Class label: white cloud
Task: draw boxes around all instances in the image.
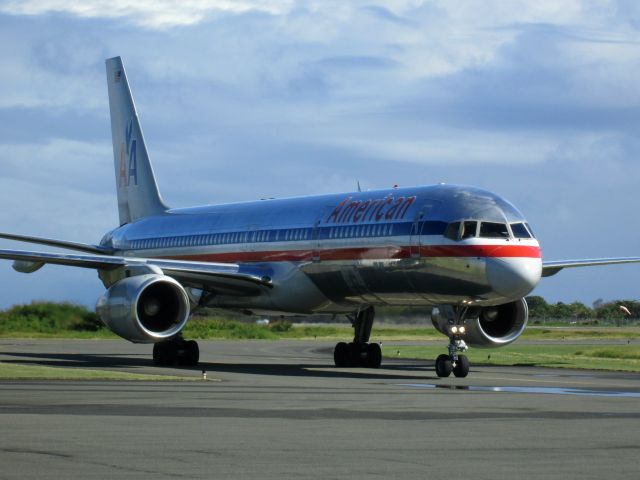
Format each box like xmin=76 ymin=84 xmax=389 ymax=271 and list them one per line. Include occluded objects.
xmin=331 ymin=132 xmax=560 ymax=166
xmin=0 ymin=0 xmax=294 ymax=28
xmin=0 ymin=138 xmax=112 ymax=192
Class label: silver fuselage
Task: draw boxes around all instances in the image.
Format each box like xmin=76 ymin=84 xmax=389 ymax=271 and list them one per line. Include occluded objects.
xmin=101 ymin=184 xmax=542 ymax=315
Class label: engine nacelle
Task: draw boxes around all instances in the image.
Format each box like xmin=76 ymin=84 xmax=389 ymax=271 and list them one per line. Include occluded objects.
xmin=96 ymin=274 xmax=190 ymax=343
xmin=431 ymin=298 xmax=528 ymax=348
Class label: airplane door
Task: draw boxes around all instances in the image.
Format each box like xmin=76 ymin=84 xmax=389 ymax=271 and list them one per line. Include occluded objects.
xmin=409 ymin=212 xmax=422 ymax=258
xmin=409 ymin=204 xmax=434 ymax=258
xmin=312 ymin=219 xmax=321 ymax=262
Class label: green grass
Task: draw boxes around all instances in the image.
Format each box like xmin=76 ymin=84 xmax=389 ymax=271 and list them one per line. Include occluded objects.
xmin=385 ymin=344 xmax=640 ymax=372
xmin=520 ymin=327 xmax=640 ymax=341
xmin=4 ymin=319 xmax=640 ymax=342
xmin=0 ymin=362 xmax=196 ymax=381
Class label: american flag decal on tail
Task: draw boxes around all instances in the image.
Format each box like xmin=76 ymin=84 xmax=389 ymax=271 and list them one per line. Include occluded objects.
xmin=114 ymin=70 xmax=122 ymax=83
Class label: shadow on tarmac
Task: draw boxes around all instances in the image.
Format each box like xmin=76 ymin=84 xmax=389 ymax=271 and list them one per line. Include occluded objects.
xmin=2 ymin=351 xmax=441 ymax=381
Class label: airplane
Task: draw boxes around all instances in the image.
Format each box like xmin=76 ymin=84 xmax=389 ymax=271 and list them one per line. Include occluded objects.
xmin=2 ymin=56 xmax=640 ymax=378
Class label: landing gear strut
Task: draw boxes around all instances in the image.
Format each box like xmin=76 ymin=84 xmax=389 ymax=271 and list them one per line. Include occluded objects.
xmin=435 ymin=305 xmax=471 ymax=378
xmin=153 ymin=336 xmax=199 ymax=367
xmin=333 ymin=306 xmax=382 ymax=368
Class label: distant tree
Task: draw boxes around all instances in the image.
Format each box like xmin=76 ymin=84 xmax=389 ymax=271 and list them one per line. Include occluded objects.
xmin=542 ymin=301 xmax=592 ymax=319
xmin=595 ymin=300 xmax=639 ymax=319
xmin=525 ymin=296 xmax=549 ymax=318
xmin=567 ymin=301 xmax=592 ymax=319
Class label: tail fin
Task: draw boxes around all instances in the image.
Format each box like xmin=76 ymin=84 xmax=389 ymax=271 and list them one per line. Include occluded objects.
xmin=105 ymin=56 xmax=168 ymax=225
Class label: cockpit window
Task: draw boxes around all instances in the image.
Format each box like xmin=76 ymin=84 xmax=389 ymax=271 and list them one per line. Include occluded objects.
xmin=510 ymin=222 xmax=531 ymax=239
xmin=461 ymin=221 xmax=477 ymax=239
xmin=444 ymin=222 xmax=460 ymax=240
xmin=479 ymin=222 xmax=510 ymax=238
xmin=525 ymin=223 xmax=535 ymax=238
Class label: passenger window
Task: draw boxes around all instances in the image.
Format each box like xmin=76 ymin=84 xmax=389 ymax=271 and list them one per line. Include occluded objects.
xmin=479 ymin=222 xmax=510 ymax=238
xmin=461 ymin=221 xmax=477 ymax=239
xmin=445 ymin=222 xmax=460 ymax=240
xmin=510 ymin=223 xmax=531 ymax=239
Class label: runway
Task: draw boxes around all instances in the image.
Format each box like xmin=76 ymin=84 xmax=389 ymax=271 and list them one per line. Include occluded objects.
xmin=1 ymin=339 xmax=639 ymax=479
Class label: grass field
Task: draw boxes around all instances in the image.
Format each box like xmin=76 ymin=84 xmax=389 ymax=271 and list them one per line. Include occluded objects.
xmin=3 ymin=319 xmax=640 ymax=342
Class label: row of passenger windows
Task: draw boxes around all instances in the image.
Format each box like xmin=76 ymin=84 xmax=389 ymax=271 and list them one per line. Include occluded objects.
xmin=126 ymin=220 xmax=532 ymax=250
xmin=128 ymin=224 xmax=398 ymax=250
xmin=328 ymin=223 xmax=393 ymax=239
xmin=444 ymin=221 xmax=534 ymax=241
xmin=130 ymin=228 xmax=309 ymax=250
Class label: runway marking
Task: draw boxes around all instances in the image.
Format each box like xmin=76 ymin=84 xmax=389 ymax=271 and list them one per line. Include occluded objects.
xmin=395 ymin=383 xmax=640 ymax=397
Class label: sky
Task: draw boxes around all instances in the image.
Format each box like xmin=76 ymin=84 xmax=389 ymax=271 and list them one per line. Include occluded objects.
xmin=1 ymin=0 xmax=640 ymax=309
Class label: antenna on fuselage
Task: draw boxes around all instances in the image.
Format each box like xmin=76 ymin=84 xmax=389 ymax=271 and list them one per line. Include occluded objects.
xmin=357 ymin=180 xmax=362 ymax=192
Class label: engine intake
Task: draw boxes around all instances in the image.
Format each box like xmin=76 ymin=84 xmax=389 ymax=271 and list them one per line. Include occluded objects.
xmin=431 ymin=298 xmax=528 ymax=347
xmin=96 ymin=274 xmax=190 ymax=343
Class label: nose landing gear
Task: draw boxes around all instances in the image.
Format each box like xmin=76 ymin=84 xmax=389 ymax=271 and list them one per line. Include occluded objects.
xmin=333 ymin=306 xmax=382 ymax=368
xmin=435 ymin=305 xmax=471 ymax=378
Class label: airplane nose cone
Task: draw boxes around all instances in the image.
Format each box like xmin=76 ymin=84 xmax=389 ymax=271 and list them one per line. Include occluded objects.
xmin=486 ymin=258 xmax=542 ymax=298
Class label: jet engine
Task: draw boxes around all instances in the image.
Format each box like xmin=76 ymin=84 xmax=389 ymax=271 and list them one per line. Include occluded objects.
xmin=96 ymin=274 xmax=190 ymax=343
xmin=431 ymin=298 xmax=528 ymax=347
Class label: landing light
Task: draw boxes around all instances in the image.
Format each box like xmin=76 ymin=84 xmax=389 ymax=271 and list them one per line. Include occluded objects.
xmin=451 ymin=325 xmax=466 ymax=335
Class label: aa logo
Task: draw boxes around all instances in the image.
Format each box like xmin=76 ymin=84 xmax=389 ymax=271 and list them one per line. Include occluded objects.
xmin=118 ymin=118 xmax=138 ymax=187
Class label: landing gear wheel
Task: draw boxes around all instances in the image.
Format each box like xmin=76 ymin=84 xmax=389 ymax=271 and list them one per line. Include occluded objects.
xmin=182 ymin=340 xmax=200 ymax=367
xmin=435 ymin=354 xmax=453 ymax=378
xmin=153 ymin=339 xmax=200 ymax=367
xmin=153 ymin=341 xmax=178 ymax=366
xmin=364 ymin=343 xmax=382 ymax=368
xmin=334 ymin=342 xmax=382 ymax=368
xmin=348 ymin=342 xmax=362 ymax=366
xmin=453 ymin=354 xmax=470 ymax=378
xmin=152 ymin=342 xmax=166 ymax=366
xmin=334 ymin=342 xmax=350 ymax=367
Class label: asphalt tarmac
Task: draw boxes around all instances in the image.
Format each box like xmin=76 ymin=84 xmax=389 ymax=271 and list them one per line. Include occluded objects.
xmin=1 ymin=339 xmax=639 ymax=479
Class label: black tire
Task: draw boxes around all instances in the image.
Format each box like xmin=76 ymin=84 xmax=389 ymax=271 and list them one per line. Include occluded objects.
xmin=364 ymin=343 xmax=382 ymax=368
xmin=152 ymin=343 xmax=165 ymax=365
xmin=435 ymin=354 xmax=452 ymax=378
xmin=453 ymin=354 xmax=470 ymax=378
xmin=163 ymin=342 xmax=178 ymax=366
xmin=183 ymin=340 xmax=200 ymax=366
xmin=334 ymin=342 xmax=350 ymax=367
xmin=348 ymin=342 xmax=364 ymax=367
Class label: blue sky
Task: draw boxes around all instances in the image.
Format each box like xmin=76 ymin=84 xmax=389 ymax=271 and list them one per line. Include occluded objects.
xmin=1 ymin=1 xmax=639 ymax=309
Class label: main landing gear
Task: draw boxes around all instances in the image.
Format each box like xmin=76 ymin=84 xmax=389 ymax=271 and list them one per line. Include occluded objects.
xmin=153 ymin=335 xmax=200 ymax=367
xmin=333 ymin=306 xmax=382 ymax=368
xmin=435 ymin=305 xmax=470 ymax=378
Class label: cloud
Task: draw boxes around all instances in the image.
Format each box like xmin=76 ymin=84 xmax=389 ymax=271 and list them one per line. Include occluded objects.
xmin=0 ymin=0 xmax=293 ymax=28
xmin=0 ymin=138 xmax=112 ymax=193
xmin=1 ymin=1 xmax=640 ymax=306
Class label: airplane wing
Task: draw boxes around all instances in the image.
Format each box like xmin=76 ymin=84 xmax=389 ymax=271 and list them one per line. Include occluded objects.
xmin=0 ymin=232 xmax=113 ymax=254
xmin=542 ymin=258 xmax=640 ymax=277
xmin=0 ymin=249 xmax=273 ymax=294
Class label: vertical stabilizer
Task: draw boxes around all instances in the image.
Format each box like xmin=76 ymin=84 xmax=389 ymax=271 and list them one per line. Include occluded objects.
xmin=105 ymin=56 xmax=168 ymax=225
